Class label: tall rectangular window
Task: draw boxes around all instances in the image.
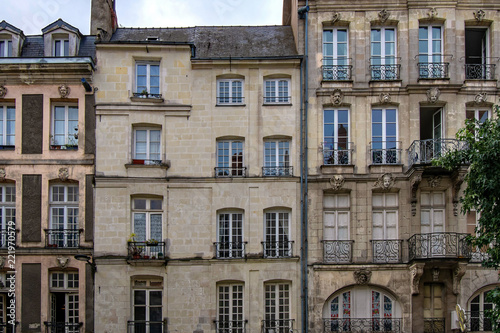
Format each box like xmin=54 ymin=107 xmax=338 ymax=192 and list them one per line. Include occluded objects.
xmin=372 ymin=193 xmax=398 ymax=240
xmin=217 ymin=284 xmax=244 ymax=333
xmin=134 ymin=128 xmax=161 ymax=164
xmin=132 ymin=279 xmax=163 ymax=332
xmin=465 ymin=28 xmax=491 ymax=79
xmin=371 ymin=108 xmax=398 ymax=164
xmin=0 ymin=185 xmax=15 ymax=248
xmin=49 ymin=271 xmax=79 ymax=332
xmin=264 ymin=283 xmax=291 ymax=332
xmin=419 ymin=26 xmax=445 ymax=78
xmin=264 ymin=79 xmax=290 ymax=103
xmin=132 ymin=198 xmax=162 ymax=242
xmin=263 ymin=140 xmax=290 ymax=176
xmin=51 ymin=105 xmax=78 ymax=148
xmin=216 ymin=140 xmax=244 ymax=177
xmin=466 ymin=109 xmax=489 ymax=123
xmin=217 ymin=212 xmax=244 ymax=258
xmin=217 ymin=79 xmax=244 ymax=104
xmin=0 ymin=105 xmax=15 ymax=148
xmin=423 ymin=284 xmax=445 ymax=333
xmin=324 ymin=109 xmax=350 ymax=165
xmin=323 ymin=194 xmax=350 ymax=240
xmin=371 ymin=28 xmax=397 ymax=80
xmin=53 ymin=39 xmax=69 ymax=57
xmin=323 ymin=28 xmax=349 ymax=80
xmin=0 ymin=40 xmax=12 ymax=57
xmin=136 ymin=62 xmax=160 ymax=96
xmin=421 ymin=192 xmax=445 ymax=233
xmin=49 ymin=185 xmax=79 ymax=248
xmin=264 ymin=211 xmax=291 ymax=258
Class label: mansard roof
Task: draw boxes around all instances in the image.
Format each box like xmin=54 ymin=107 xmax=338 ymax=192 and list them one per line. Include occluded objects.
xmin=0 ymin=20 xmax=24 ymax=35
xmin=41 ymin=18 xmax=82 ymax=36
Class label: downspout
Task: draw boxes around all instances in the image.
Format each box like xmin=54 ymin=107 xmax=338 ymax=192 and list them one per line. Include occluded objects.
xmin=299 ymin=2 xmax=309 ymax=333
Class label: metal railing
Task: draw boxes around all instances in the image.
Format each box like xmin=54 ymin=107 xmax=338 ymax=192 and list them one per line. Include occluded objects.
xmin=323 ymin=318 xmax=402 ymax=332
xmin=128 ymin=241 xmax=166 ymax=260
xmin=214 ymin=242 xmax=246 ymax=259
xmin=45 ymin=229 xmax=82 ymax=248
xmin=322 ymin=62 xmax=353 ymax=81
xmin=408 ymin=233 xmax=470 ymax=261
xmin=370 ymin=64 xmax=401 ymax=81
xmin=371 ymin=240 xmax=403 ymax=263
xmin=466 ymin=311 xmax=494 ymax=332
xmin=263 ymin=96 xmax=291 ymax=104
xmin=407 ymin=139 xmax=467 ymax=168
xmin=323 ymin=240 xmax=354 ymax=264
xmin=262 ymin=241 xmax=294 ymax=258
xmin=370 ymin=142 xmax=402 ymax=164
xmin=470 ymin=247 xmax=491 ymax=263
xmin=215 ymin=320 xmax=247 ymax=333
xmin=43 ymin=322 xmax=82 ymax=333
xmin=418 ymin=62 xmax=449 ymax=79
xmin=127 ymin=320 xmax=168 ymax=333
xmin=465 ymin=64 xmax=496 ymax=80
xmin=262 ymin=166 xmax=293 ymax=177
xmin=423 ymin=318 xmax=445 ymax=333
xmin=262 ymin=319 xmax=294 ymax=333
xmin=323 ymin=144 xmax=353 ymax=165
xmin=217 ymin=97 xmax=245 ymax=105
xmin=131 ymin=159 xmax=164 ymax=166
xmin=215 ymin=167 xmax=246 ymax=178
xmin=132 ymin=92 xmax=163 ymax=99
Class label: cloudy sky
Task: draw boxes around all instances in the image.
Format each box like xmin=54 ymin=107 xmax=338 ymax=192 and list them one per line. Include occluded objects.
xmin=3 ymin=0 xmax=284 ymax=35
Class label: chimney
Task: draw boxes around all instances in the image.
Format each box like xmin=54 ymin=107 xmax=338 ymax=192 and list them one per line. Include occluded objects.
xmin=90 ymin=0 xmax=118 ymax=40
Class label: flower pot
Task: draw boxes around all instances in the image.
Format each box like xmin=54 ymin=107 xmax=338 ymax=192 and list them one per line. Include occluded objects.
xmin=133 ymin=254 xmax=141 ymax=259
xmin=132 ymin=159 xmax=145 ymax=165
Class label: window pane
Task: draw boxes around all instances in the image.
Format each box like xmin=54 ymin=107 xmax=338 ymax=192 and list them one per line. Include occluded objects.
xmin=150 ymin=199 xmax=162 ymax=210
xmin=134 ymin=213 xmax=147 ymax=241
xmin=150 ymin=291 xmax=162 ymax=306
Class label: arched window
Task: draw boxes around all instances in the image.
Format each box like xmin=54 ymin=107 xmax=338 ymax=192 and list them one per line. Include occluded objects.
xmin=468 ymin=288 xmax=496 ymax=332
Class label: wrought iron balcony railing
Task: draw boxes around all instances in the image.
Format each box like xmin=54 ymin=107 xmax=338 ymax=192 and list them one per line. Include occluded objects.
xmin=323 ymin=143 xmax=353 ymax=166
xmin=127 ymin=320 xmax=168 ymax=333
xmin=322 ymin=65 xmax=353 ymax=81
xmin=323 ymin=318 xmax=402 ymax=332
xmin=217 ymin=97 xmax=245 ymax=105
xmin=370 ymin=64 xmax=401 ymax=81
xmin=262 ymin=166 xmax=293 ymax=177
xmin=423 ymin=318 xmax=445 ymax=333
xmin=215 ymin=320 xmax=247 ymax=333
xmin=131 ymin=158 xmax=164 ymax=166
xmin=466 ymin=311 xmax=494 ymax=332
xmin=262 ymin=241 xmax=294 ymax=258
xmin=215 ymin=167 xmax=246 ymax=178
xmin=43 ymin=322 xmax=82 ymax=333
xmin=45 ymin=229 xmax=82 ymax=248
xmin=465 ymin=64 xmax=496 ymax=80
xmin=128 ymin=241 xmax=166 ymax=260
xmin=407 ymin=139 xmax=467 ymax=168
xmin=262 ymin=319 xmax=294 ymax=333
xmin=323 ymin=240 xmax=353 ymax=264
xmin=371 ymin=239 xmax=403 ymax=263
xmin=408 ymin=233 xmax=471 ymax=261
xmin=370 ymin=142 xmax=402 ymax=164
xmin=470 ymin=247 xmax=491 ymax=263
xmin=264 ymin=96 xmax=292 ymax=104
xmin=418 ymin=62 xmax=449 ymax=79
xmin=214 ymin=241 xmax=247 ymax=259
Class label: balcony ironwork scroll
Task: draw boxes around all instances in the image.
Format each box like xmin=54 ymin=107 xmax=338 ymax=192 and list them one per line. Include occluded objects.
xmin=323 ymin=240 xmax=353 ymax=264
xmin=465 ymin=64 xmax=496 ymax=80
xmin=261 ymin=319 xmax=294 ymax=333
xmin=323 ymin=318 xmax=402 ymax=332
xmin=370 ymin=142 xmax=401 ymax=165
xmin=370 ymin=64 xmax=401 ymax=81
xmin=215 ymin=320 xmax=247 ymax=333
xmin=371 ymin=240 xmax=403 ymax=263
xmin=214 ymin=242 xmax=246 ymax=259
xmin=322 ymin=64 xmax=352 ymax=81
xmin=262 ymin=166 xmax=293 ymax=177
xmin=408 ymin=233 xmax=471 ymax=261
xmin=45 ymin=229 xmax=82 ymax=248
xmin=262 ymin=241 xmax=294 ymax=258
xmin=423 ymin=318 xmax=445 ymax=333
xmin=127 ymin=320 xmax=167 ymax=333
xmin=407 ymin=139 xmax=467 ymax=168
xmin=215 ymin=167 xmax=247 ymax=178
xmin=418 ymin=63 xmax=449 ymax=79
xmin=323 ymin=143 xmax=353 ymax=166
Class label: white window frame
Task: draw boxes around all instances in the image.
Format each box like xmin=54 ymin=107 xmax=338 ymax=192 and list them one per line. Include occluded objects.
xmin=132 ymin=198 xmax=163 ymax=242
xmin=323 ymin=28 xmax=349 ymax=66
xmin=49 ymin=184 xmax=79 ymax=248
xmin=264 ymin=211 xmax=291 ymax=258
xmin=468 ymin=288 xmax=495 ymax=332
xmin=264 ymin=79 xmax=290 ymax=104
xmin=324 ymin=109 xmax=350 ymax=165
xmin=51 ymin=104 xmax=78 ymax=147
xmin=0 ymin=185 xmax=15 ymax=248
xmin=418 ymin=25 xmax=443 ymax=64
xmin=136 ymin=62 xmax=160 ymax=96
xmin=371 ymin=108 xmax=398 ymax=164
xmin=49 ymin=271 xmax=79 ymax=330
xmin=216 ymin=140 xmax=244 ymax=177
xmin=466 ymin=108 xmax=490 ymax=124
xmin=264 ymin=282 xmax=290 ymax=329
xmin=217 ymin=79 xmax=244 ymax=105
xmin=0 ymin=105 xmax=15 ymax=147
xmin=53 ymin=38 xmax=69 ymax=57
xmin=132 ymin=278 xmax=163 ymax=330
xmin=217 ymin=283 xmax=244 ymax=331
xmin=263 ymin=140 xmax=290 ymax=176
xmin=0 ymin=39 xmax=12 ymax=57
xmin=371 ymin=27 xmax=397 ymax=65
xmin=420 ymin=191 xmax=445 ymax=233
xmin=133 ymin=128 xmax=161 ymax=164
xmin=323 ymin=194 xmax=350 ymax=240
xmin=217 ymin=211 xmax=244 ymax=258
xmin=372 ymin=193 xmax=398 ymax=240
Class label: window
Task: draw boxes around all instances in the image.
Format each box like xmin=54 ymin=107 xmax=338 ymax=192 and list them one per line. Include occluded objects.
xmin=418 ymin=26 xmax=445 ymax=78
xmin=263 ymin=283 xmax=291 ymax=333
xmin=370 ymin=28 xmax=398 ymax=80
xmin=0 ymin=105 xmax=15 ymax=149
xmin=51 ymin=105 xmax=78 ymax=149
xmin=0 ymin=185 xmax=15 ymax=248
xmin=0 ymin=272 xmax=15 ymax=332
xmin=217 ymin=79 xmax=244 ymax=104
xmin=469 ymin=289 xmax=495 ymax=332
xmin=48 ymin=184 xmax=79 ymax=248
xmin=323 ymin=28 xmax=350 ymax=80
xmin=132 ymin=198 xmax=162 ymax=242
xmin=263 ymin=140 xmax=291 ymax=176
xmin=372 ymin=193 xmax=400 ymax=263
xmin=132 ymin=278 xmax=163 ymax=332
xmin=324 ymin=109 xmax=350 ymax=165
xmin=371 ymin=108 xmax=398 ymax=164
xmin=324 ymin=194 xmax=350 ymax=241
xmin=133 ymin=128 xmax=161 ymax=165
xmin=136 ymin=62 xmax=160 ymax=97
xmin=423 ymin=284 xmax=445 ymax=333
xmin=466 ymin=109 xmax=489 ymax=124
xmin=216 ymin=211 xmax=244 ymax=258
xmin=264 ymin=79 xmax=290 ymax=104
xmin=53 ymin=39 xmax=69 ymax=57
xmin=216 ymin=140 xmax=244 ymax=177
xmin=421 ymin=192 xmax=445 ymax=233
xmin=264 ymin=211 xmax=291 ymax=258
xmin=217 ymin=284 xmax=244 ymax=333
xmin=0 ymin=40 xmax=12 ymax=57
xmin=49 ymin=271 xmax=79 ymax=333
xmin=465 ymin=28 xmax=492 ymax=79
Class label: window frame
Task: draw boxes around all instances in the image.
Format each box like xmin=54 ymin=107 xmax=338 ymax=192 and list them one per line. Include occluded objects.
xmin=131 ymin=197 xmax=163 ymax=242
xmin=263 ymin=140 xmax=291 ymax=176
xmin=420 ymin=191 xmax=445 ymax=233
xmin=51 ymin=104 xmax=78 ymax=149
xmin=323 ymin=28 xmax=349 ymax=66
xmin=216 ymin=139 xmax=245 ymax=177
xmin=217 ymin=283 xmax=244 ymax=332
xmin=132 ymin=278 xmax=163 ymax=329
xmin=49 ymin=271 xmax=79 ymax=328
xmin=133 ymin=127 xmax=162 ymax=164
xmin=135 ymin=61 xmax=160 ymax=96
xmin=264 ymin=282 xmax=291 ymax=330
xmin=49 ymin=184 xmax=79 ymax=248
xmin=324 ymin=109 xmax=350 ymax=165
xmin=418 ymin=25 xmax=443 ymax=64
xmin=0 ymin=105 xmax=15 ymax=148
xmin=372 ymin=193 xmax=398 ymax=240
xmin=216 ymin=79 xmax=244 ymax=105
xmin=0 ymin=184 xmax=15 ymax=248
xmin=370 ymin=27 xmax=397 ymax=65
xmin=264 ymin=210 xmax=291 ymax=258
xmin=371 ymin=108 xmax=399 ymax=164
xmin=217 ymin=211 xmax=244 ymax=258
xmin=0 ymin=39 xmax=12 ymax=57
xmin=263 ymin=78 xmax=291 ymax=104
xmin=323 ymin=194 xmax=350 ymax=241
xmin=53 ymin=38 xmax=69 ymax=57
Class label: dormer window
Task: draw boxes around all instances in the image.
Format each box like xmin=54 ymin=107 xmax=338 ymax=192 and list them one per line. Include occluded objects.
xmin=0 ymin=39 xmax=12 ymax=57
xmin=53 ymin=38 xmax=69 ymax=57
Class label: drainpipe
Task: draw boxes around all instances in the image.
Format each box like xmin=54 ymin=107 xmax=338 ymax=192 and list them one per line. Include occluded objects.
xmin=298 ymin=2 xmax=309 ymax=333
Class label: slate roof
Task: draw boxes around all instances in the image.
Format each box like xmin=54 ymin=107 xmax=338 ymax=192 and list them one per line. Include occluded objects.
xmin=0 ymin=20 xmax=23 ymax=35
xmin=108 ymin=26 xmax=298 ymax=59
xmin=41 ymin=18 xmax=81 ymax=36
xmin=18 ymin=35 xmax=96 ymax=59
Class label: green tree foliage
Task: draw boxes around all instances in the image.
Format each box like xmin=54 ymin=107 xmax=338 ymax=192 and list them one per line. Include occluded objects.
xmin=435 ymin=104 xmax=500 ymax=331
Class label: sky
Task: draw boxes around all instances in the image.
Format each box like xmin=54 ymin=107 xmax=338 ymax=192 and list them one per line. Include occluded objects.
xmin=3 ymin=0 xmax=284 ymax=35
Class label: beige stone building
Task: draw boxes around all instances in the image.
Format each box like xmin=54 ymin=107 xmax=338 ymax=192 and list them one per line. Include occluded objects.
xmin=286 ymin=0 xmax=500 ymax=332
xmin=91 ymin=4 xmax=302 ymax=333
xmin=0 ymin=19 xmax=95 ymax=332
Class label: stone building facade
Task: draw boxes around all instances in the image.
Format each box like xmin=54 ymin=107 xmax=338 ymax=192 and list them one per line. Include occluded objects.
xmin=287 ymin=0 xmax=500 ymax=332
xmin=0 ymin=20 xmax=95 ymax=332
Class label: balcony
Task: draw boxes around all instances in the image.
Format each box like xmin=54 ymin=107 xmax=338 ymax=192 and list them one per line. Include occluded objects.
xmin=323 ymin=143 xmax=353 ymax=166
xmin=262 ymin=241 xmax=294 ymax=258
xmin=132 ymin=92 xmax=163 ymax=99
xmin=370 ymin=58 xmax=401 ymax=81
xmin=322 ymin=59 xmax=352 ymax=81
xmin=45 ymin=229 xmax=82 ymax=248
xmin=128 ymin=241 xmax=166 ymax=260
xmin=215 ymin=320 xmax=247 ymax=333
xmin=214 ymin=242 xmax=247 ymax=259
xmin=371 ymin=240 xmax=403 ymax=263
xmin=127 ymin=320 xmax=168 ymax=333
xmin=465 ymin=64 xmax=496 ymax=80
xmin=131 ymin=159 xmax=164 ymax=166
xmin=408 ymin=233 xmax=470 ymax=261
xmin=323 ymin=318 xmax=402 ymax=332
xmin=215 ymin=167 xmax=246 ymax=178
xmin=263 ymin=96 xmax=291 ymax=104
xmin=418 ymin=62 xmax=449 ymax=79
xmin=262 ymin=319 xmax=294 ymax=333
xmin=43 ymin=322 xmax=82 ymax=333
xmin=323 ymin=240 xmax=353 ymax=264
xmin=466 ymin=311 xmax=494 ymax=332
xmin=216 ymin=97 xmax=245 ymax=105
xmin=470 ymin=247 xmax=491 ymax=263
xmin=262 ymin=166 xmax=293 ymax=177
xmin=370 ymin=142 xmax=402 ymax=165
xmin=423 ymin=318 xmax=445 ymax=333
xmin=407 ymin=139 xmax=467 ymax=168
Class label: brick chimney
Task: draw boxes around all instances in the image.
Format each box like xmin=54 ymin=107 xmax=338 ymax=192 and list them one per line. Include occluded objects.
xmin=90 ymin=0 xmax=117 ymax=40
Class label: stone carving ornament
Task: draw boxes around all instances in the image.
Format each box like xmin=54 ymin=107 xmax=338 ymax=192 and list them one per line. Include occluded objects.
xmin=58 ymin=84 xmax=70 ymax=98
xmin=57 ymin=257 xmax=69 ymax=268
xmin=410 ymin=263 xmax=425 ymax=294
xmin=474 ymin=92 xmax=487 ymax=105
xmin=330 ymin=175 xmax=345 ymax=191
xmin=354 ymin=269 xmax=372 ymax=285
xmin=331 ymin=89 xmax=343 ymax=105
xmin=331 ymin=12 xmax=342 ymax=24
xmin=58 ymin=168 xmax=69 ymax=181
xmin=379 ymin=93 xmax=391 ymax=104
xmin=0 ymin=86 xmax=6 ymax=98
xmin=427 ymin=176 xmax=441 ymax=188
xmin=427 ymin=87 xmax=440 ymax=104
xmin=428 ymin=8 xmax=438 ymax=19
xmin=0 ymin=168 xmax=5 ymax=181
xmin=473 ymin=9 xmax=485 ymax=22
xmin=374 ymin=173 xmax=394 ymax=190
xmin=378 ymin=9 xmax=390 ymax=23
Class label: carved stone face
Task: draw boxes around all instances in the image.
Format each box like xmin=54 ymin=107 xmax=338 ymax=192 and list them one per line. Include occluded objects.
xmin=330 ymin=175 xmax=345 ymax=190
xmin=331 ymin=89 xmax=343 ymax=105
xmin=427 ymin=87 xmax=440 ymax=103
xmin=59 ymin=85 xmax=70 ymax=98
xmin=383 ymin=174 xmax=392 ymax=188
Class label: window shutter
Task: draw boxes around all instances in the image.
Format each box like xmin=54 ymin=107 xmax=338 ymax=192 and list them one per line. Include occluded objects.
xmin=85 ymin=174 xmax=94 ymax=241
xmin=22 ymin=263 xmax=41 ymax=331
xmin=84 ymin=94 xmax=95 ymax=154
xmin=22 ymin=174 xmax=42 ymax=242
xmin=22 ymin=94 xmax=43 ymax=154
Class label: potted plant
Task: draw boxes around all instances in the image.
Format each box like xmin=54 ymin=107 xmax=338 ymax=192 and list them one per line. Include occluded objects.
xmin=146 ymin=239 xmax=159 ymax=246
xmin=140 ymin=89 xmax=148 ymax=98
xmin=128 ymin=233 xmax=143 ymax=259
xmin=157 ymin=252 xmax=164 ymax=259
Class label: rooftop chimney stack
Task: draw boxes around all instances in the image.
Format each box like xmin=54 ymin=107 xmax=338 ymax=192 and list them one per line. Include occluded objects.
xmin=90 ymin=0 xmax=117 ymax=41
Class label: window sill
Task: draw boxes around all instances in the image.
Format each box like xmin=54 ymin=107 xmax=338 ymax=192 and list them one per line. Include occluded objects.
xmin=50 ymin=145 xmax=78 ymax=150
xmin=215 ymin=104 xmax=246 ymax=107
xmin=0 ymin=146 xmax=15 ymax=151
xmin=130 ymin=96 xmax=164 ymax=103
xmin=262 ymin=103 xmax=292 ymax=106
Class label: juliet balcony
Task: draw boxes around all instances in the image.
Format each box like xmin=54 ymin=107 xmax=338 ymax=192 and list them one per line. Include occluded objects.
xmin=45 ymin=229 xmax=83 ymax=248
xmin=322 ymin=58 xmax=352 ymax=81
xmin=418 ymin=62 xmax=449 ymax=79
xmin=408 ymin=233 xmax=471 ymax=261
xmin=43 ymin=322 xmax=82 ymax=333
xmin=214 ymin=241 xmax=247 ymax=259
xmin=215 ymin=167 xmax=247 ymax=178
xmin=215 ymin=320 xmax=247 ymax=333
xmin=407 ymin=139 xmax=467 ymax=168
xmin=127 ymin=241 xmax=166 ymax=260
xmin=465 ymin=63 xmax=496 ymax=80
xmin=127 ymin=320 xmax=168 ymax=333
xmin=323 ymin=143 xmax=353 ymax=166
xmin=371 ymin=239 xmax=403 ymax=263
xmin=322 ymin=240 xmax=354 ymax=264
xmin=370 ymin=141 xmax=402 ymax=165
xmin=262 ymin=319 xmax=294 ymax=333
xmin=323 ymin=318 xmax=402 ymax=333
xmin=262 ymin=241 xmax=294 ymax=258
xmin=370 ymin=57 xmax=401 ymax=81
xmin=262 ymin=166 xmax=293 ymax=177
